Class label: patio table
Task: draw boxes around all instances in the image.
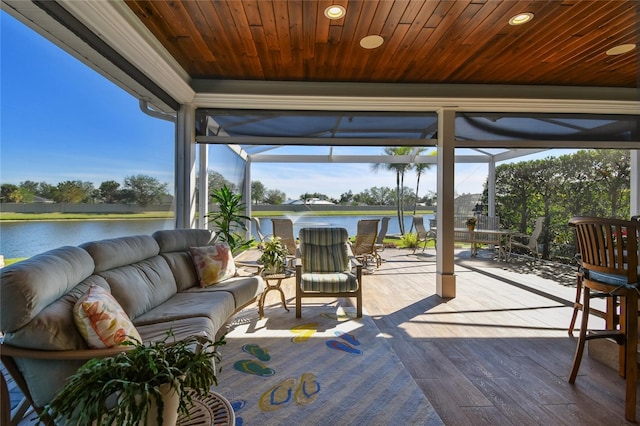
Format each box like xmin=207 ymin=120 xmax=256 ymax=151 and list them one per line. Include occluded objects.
xmin=431 ymin=227 xmax=517 ymax=261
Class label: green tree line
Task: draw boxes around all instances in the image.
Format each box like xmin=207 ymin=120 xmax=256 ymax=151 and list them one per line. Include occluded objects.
xmin=1 ymin=175 xmax=169 ymax=207
xmin=490 ymin=149 xmax=630 ymax=260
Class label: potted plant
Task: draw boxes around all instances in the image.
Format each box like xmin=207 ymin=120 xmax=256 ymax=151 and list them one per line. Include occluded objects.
xmin=466 ymin=217 xmax=477 ymax=231
xmin=206 ymin=185 xmax=253 ymax=255
xmin=258 ymin=236 xmax=289 ymax=274
xmin=40 ymin=332 xmax=225 ymax=426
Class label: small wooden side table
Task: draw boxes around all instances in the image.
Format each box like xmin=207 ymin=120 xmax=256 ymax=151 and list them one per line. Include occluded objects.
xmin=178 ymin=390 xmax=235 ymax=425
xmin=259 ymin=270 xmax=293 ymax=318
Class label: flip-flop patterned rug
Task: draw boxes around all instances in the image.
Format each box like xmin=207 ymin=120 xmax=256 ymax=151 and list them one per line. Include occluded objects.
xmin=215 ymin=303 xmax=443 ymax=425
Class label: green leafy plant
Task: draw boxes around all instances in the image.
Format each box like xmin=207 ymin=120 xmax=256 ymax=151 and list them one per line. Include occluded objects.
xmin=401 ymin=232 xmax=419 ymax=248
xmin=258 ymin=236 xmax=289 ymax=273
xmin=40 ymin=332 xmax=225 ymax=425
xmin=206 ymin=185 xmax=253 ymax=254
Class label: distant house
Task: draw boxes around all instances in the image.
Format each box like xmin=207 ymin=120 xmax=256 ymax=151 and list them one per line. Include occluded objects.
xmin=33 ymin=196 xmax=54 ymax=203
xmin=284 ymin=198 xmax=335 ymax=205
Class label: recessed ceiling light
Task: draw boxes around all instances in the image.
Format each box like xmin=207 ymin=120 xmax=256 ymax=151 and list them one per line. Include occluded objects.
xmin=360 ymin=35 xmax=384 ymax=49
xmin=508 ymin=12 xmax=534 ymax=26
xmin=324 ymin=5 xmax=345 ymax=20
xmin=606 ymin=43 xmax=636 ymax=56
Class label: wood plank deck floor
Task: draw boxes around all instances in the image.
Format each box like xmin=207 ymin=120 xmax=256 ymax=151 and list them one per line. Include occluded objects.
xmin=265 ymin=247 xmax=638 ymax=425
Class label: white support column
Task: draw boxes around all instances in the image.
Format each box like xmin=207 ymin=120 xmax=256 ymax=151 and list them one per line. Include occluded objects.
xmin=487 ymin=156 xmax=496 ymax=218
xmin=436 ymin=108 xmax=456 ymax=298
xmin=245 ymin=156 xmax=253 ymax=241
xmin=198 ymin=144 xmax=208 ymax=229
xmin=632 ymin=150 xmax=639 ymax=217
xmin=175 ymin=104 xmax=197 ymax=229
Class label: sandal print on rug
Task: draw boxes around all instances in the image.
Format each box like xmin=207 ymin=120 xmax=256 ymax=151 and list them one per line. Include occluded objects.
xmin=242 ymin=343 xmax=271 ymax=361
xmin=290 ymin=322 xmax=318 ymax=343
xmin=259 ymin=377 xmax=296 ymax=412
xmin=326 ymin=340 xmax=363 ymax=355
xmin=335 ymin=331 xmax=360 ymax=346
xmin=294 ymin=373 xmax=320 ymax=406
xmin=233 ymin=359 xmax=276 ymax=376
xmin=230 ymin=400 xmax=246 ymax=426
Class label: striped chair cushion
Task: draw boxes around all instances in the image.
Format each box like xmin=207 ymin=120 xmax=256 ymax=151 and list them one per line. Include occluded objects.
xmin=299 ymin=228 xmax=350 ymax=273
xmin=300 ymin=272 xmax=359 ymax=292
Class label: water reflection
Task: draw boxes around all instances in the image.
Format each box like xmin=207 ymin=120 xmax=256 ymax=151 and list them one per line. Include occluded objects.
xmin=1 ymin=214 xmax=433 ymax=259
xmin=0 ymin=219 xmax=173 ymax=258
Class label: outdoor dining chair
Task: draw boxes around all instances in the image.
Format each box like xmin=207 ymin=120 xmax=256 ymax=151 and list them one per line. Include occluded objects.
xmin=568 ymin=216 xmax=640 ymax=422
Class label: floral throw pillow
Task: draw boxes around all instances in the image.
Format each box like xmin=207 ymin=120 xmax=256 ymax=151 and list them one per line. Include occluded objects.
xmin=190 ymin=242 xmax=237 ymax=287
xmin=73 ymin=285 xmax=141 ymax=348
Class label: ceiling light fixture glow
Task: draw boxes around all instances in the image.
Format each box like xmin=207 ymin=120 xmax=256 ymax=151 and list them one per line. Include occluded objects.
xmin=508 ymin=12 xmax=534 ymax=26
xmin=606 ymin=44 xmax=636 ymax=56
xmin=324 ymin=5 xmax=345 ymax=20
xmin=360 ymin=35 xmax=384 ymax=49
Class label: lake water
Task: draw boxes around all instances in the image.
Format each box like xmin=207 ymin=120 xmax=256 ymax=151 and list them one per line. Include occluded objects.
xmin=0 ymin=214 xmax=433 ymax=259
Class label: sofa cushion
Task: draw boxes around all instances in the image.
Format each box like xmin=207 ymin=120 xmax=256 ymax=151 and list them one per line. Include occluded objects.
xmin=97 ymin=256 xmax=178 ymax=320
xmin=181 ymin=275 xmax=265 ymax=311
xmin=133 ymin=291 xmax=236 ymax=335
xmin=161 ymin=252 xmax=200 ymax=292
xmin=153 ymin=229 xmax=215 ymax=252
xmin=0 ymin=246 xmax=95 ymax=333
xmin=73 ymin=285 xmax=141 ymax=348
xmin=136 ymin=316 xmax=219 ymax=345
xmin=154 ymin=229 xmax=215 ymax=291
xmin=81 ymin=235 xmax=160 ymax=273
xmin=190 ymin=243 xmax=237 ymax=287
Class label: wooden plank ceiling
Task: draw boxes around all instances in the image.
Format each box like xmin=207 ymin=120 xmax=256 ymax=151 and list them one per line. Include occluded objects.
xmin=125 ymin=0 xmax=638 ymax=88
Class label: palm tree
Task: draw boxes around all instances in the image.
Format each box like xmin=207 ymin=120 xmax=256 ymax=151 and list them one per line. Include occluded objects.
xmin=371 ymin=147 xmax=413 ymax=234
xmin=409 ymin=149 xmax=434 ymax=231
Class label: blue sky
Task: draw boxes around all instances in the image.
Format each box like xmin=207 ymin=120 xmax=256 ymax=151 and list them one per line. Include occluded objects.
xmin=1 ymin=11 xmax=520 ymax=201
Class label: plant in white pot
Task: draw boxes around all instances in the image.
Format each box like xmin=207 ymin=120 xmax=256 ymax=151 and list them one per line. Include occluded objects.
xmin=40 ymin=332 xmax=225 ymax=426
xmin=258 ymin=236 xmax=289 ymax=274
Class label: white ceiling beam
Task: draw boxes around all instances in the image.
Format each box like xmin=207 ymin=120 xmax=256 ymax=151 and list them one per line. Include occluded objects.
xmin=249 ymin=155 xmax=496 ymax=164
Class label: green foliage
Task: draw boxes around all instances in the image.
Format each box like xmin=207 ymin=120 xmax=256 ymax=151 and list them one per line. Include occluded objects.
xmin=208 ymin=171 xmax=236 ymax=194
xmin=123 ymin=174 xmax=168 ymax=207
xmin=251 ymin=180 xmax=266 ymax=204
xmin=493 ymin=149 xmax=631 ymax=260
xmin=53 ymin=180 xmax=94 ymax=203
xmin=206 ymin=185 xmax=253 ymax=254
xmin=401 ymin=232 xmax=419 ymax=248
xmin=258 ymin=236 xmax=289 ymax=273
xmin=41 ymin=332 xmax=225 ymax=425
xmin=99 ymin=180 xmax=121 ymax=203
xmin=264 ymin=189 xmax=287 ymax=204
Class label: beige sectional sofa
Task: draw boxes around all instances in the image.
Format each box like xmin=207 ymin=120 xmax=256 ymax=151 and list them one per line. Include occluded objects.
xmin=0 ymin=228 xmax=264 ymax=418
